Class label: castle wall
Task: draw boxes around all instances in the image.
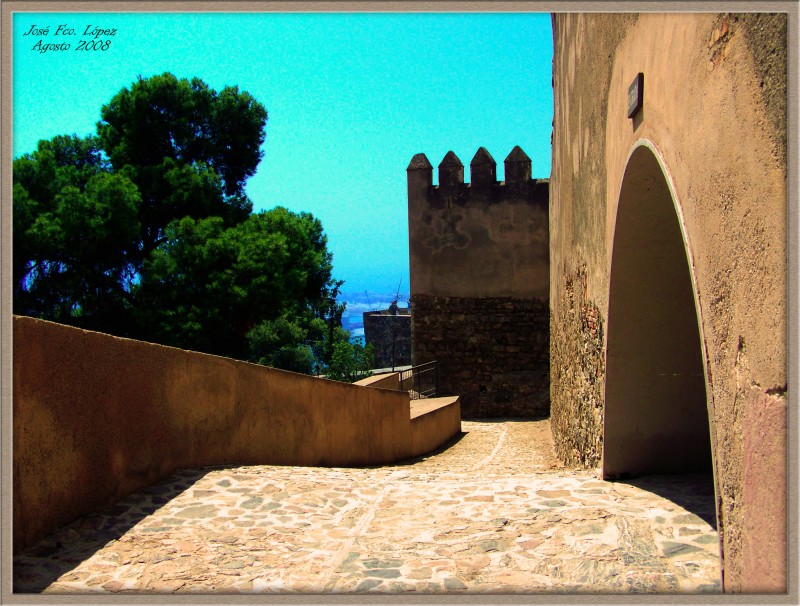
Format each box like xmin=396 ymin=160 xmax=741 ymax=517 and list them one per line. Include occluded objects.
xmin=411 ymin=294 xmax=549 ymax=416
xmin=407 ymin=147 xmax=549 ymax=417
xmin=550 ymin=13 xmax=787 ymax=592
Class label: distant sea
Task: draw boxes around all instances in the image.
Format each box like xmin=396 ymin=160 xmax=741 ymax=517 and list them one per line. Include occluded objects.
xmin=338 ymin=291 xmax=410 ymax=343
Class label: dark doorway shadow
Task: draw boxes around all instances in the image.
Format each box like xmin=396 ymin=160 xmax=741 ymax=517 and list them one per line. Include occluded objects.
xmin=614 ymin=472 xmax=717 ymax=529
xmin=13 ymin=467 xmax=213 ymax=593
xmin=604 ymin=144 xmax=713 ymax=479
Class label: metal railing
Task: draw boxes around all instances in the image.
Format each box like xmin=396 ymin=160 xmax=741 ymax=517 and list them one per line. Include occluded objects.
xmin=399 ymin=361 xmax=438 ymax=400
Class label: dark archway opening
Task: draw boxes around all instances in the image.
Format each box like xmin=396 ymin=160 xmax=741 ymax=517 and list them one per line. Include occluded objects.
xmin=603 ymin=145 xmax=713 ymax=483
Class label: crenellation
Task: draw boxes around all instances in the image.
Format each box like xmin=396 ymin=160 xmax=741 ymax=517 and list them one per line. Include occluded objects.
xmin=503 ymin=145 xmax=532 ymax=185
xmin=409 ymin=146 xmax=547 ymax=209
xmin=406 ymin=153 xmax=433 ymax=174
xmin=469 ymin=147 xmax=497 ymax=190
xmin=438 ymin=150 xmax=465 ymax=191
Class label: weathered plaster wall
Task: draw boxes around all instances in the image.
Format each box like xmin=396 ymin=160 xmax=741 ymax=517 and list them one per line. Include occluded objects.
xmin=550 ymin=13 xmax=787 ymax=593
xmin=407 ymin=147 xmax=549 ymax=417
xmin=13 ymin=316 xmax=460 ymax=552
xmin=407 ymin=148 xmax=549 ymax=301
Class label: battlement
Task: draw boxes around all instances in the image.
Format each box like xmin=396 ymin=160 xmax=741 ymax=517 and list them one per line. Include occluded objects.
xmin=407 ymin=146 xmax=549 ymax=207
xmin=407 ymin=143 xmax=550 ymax=301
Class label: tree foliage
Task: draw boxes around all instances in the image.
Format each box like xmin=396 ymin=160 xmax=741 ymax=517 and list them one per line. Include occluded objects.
xmin=325 ymin=339 xmax=375 ymax=383
xmin=13 ymin=135 xmax=141 ymax=331
xmin=13 ymin=72 xmax=361 ymax=375
xmin=97 ymin=73 xmax=265 ymax=257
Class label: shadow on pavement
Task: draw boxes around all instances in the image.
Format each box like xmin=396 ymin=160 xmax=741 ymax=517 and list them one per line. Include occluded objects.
xmin=13 ymin=467 xmax=212 ymax=593
xmin=375 ymin=430 xmax=469 ymax=467
xmin=617 ymin=472 xmax=718 ymax=529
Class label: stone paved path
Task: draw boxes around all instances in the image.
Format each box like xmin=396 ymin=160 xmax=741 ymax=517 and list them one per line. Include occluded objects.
xmin=14 ymin=419 xmax=721 ymax=595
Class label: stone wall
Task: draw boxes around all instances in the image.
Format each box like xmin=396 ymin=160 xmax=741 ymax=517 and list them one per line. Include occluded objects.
xmin=549 ymin=264 xmax=604 ymax=467
xmin=407 ymin=147 xmax=549 ymax=418
xmin=407 ymin=148 xmax=549 ymax=300
xmin=411 ymin=294 xmax=549 ymax=418
xmin=362 ymin=309 xmax=411 ymax=369
xmin=549 ymin=12 xmax=788 ymax=592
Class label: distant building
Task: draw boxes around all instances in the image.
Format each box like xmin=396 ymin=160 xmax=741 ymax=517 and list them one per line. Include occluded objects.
xmin=363 ymin=302 xmax=412 ymax=369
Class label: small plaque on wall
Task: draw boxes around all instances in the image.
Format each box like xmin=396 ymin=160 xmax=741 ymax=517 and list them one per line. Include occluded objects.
xmin=628 ymin=72 xmax=644 ymax=118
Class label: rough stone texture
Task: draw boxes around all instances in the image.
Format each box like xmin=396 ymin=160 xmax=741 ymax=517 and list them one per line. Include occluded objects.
xmin=549 ymin=13 xmax=631 ymax=464
xmin=736 ymin=13 xmax=787 ymax=169
xmin=362 ymin=309 xmax=411 ymax=369
xmin=549 ymin=264 xmax=604 ymax=469
xmin=411 ymin=294 xmax=549 ymax=418
xmin=550 ymin=13 xmax=787 ymax=593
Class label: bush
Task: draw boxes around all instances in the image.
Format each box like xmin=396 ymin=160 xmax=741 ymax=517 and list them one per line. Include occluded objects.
xmin=325 ymin=338 xmax=375 ymax=383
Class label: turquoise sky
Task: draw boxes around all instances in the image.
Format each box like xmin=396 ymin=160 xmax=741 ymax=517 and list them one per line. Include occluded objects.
xmin=13 ymin=11 xmax=554 ymax=297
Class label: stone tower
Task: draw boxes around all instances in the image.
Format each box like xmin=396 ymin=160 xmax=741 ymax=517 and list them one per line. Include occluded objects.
xmin=407 ymin=146 xmax=549 ymax=417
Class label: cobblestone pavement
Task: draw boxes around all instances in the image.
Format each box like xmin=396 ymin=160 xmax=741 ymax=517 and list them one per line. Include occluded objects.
xmin=14 ymin=419 xmax=721 ymax=595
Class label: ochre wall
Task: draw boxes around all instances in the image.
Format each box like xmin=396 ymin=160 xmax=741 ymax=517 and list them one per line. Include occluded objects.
xmin=410 ymin=396 xmax=463 ymax=455
xmin=550 ymin=13 xmax=787 ymax=593
xmin=354 ymin=372 xmax=402 ymax=390
xmin=13 ymin=316 xmax=460 ymax=552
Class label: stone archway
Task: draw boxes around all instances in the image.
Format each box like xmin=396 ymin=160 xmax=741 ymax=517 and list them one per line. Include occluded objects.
xmin=602 ymin=143 xmax=713 ymax=480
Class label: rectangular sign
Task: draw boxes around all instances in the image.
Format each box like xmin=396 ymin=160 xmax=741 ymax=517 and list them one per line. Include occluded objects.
xmin=628 ymin=72 xmax=644 ymax=118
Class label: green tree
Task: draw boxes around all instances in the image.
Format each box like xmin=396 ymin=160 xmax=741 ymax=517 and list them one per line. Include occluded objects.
xmin=14 ymin=73 xmax=266 ymax=333
xmin=135 ymin=208 xmax=336 ymax=361
xmin=13 ymin=135 xmax=142 ymax=332
xmin=13 ymin=72 xmax=364 ymax=376
xmin=97 ymin=73 xmax=266 ymax=258
xmin=245 ymin=316 xmax=319 ymax=374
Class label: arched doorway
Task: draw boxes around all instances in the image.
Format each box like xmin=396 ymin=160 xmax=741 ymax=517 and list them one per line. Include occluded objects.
xmin=603 ymin=143 xmax=713 ymax=480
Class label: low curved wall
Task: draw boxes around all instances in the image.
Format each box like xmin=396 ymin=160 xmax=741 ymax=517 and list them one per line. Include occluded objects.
xmin=13 ymin=316 xmax=458 ymax=552
xmin=410 ymin=397 xmax=462 ymax=455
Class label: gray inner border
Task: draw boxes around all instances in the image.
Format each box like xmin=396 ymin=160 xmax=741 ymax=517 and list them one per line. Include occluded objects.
xmin=2 ymin=1 xmax=797 ymax=605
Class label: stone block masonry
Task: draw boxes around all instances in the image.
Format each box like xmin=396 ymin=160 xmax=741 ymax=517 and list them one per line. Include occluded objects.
xmin=412 ymin=294 xmax=549 ymax=418
xmin=363 ymin=308 xmax=412 ymax=369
